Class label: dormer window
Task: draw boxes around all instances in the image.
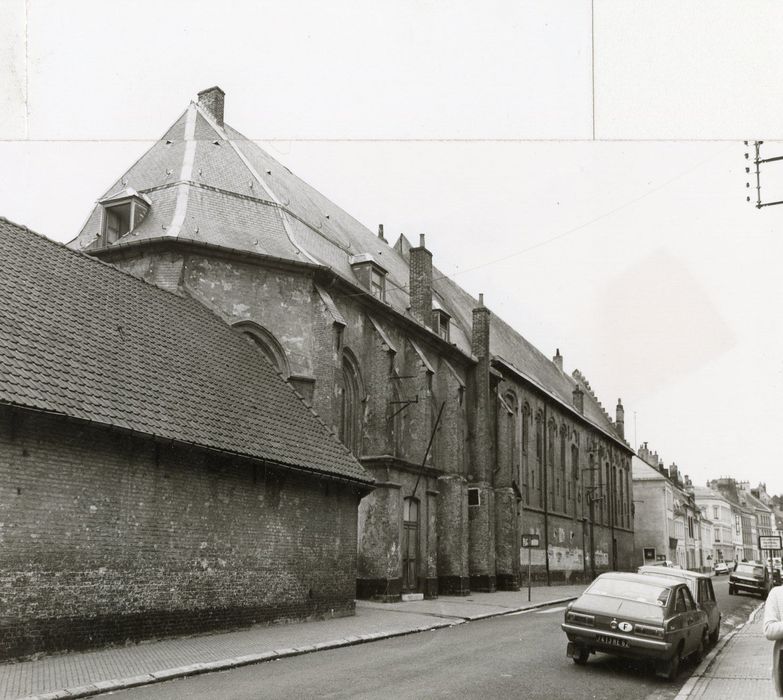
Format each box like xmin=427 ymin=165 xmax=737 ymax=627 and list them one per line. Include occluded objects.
xmin=99 ymin=188 xmax=151 ymax=245
xmin=432 ymin=307 xmax=451 ymax=342
xmin=370 ymin=268 xmax=385 ymax=300
xmin=349 ymin=253 xmax=387 ymax=302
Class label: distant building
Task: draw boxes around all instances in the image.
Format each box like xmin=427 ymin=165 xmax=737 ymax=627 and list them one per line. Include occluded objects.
xmin=632 ymin=444 xmax=703 ymax=570
xmin=68 ymin=86 xmax=636 ymax=594
xmin=0 ymin=218 xmax=373 ymax=660
xmin=693 ymin=485 xmax=734 ymax=565
xmin=708 ymin=478 xmax=757 ymax=562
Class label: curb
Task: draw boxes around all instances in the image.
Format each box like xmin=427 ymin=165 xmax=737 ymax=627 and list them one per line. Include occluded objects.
xmin=18 ymin=596 xmax=578 ymax=700
xmin=673 ymin=601 xmax=765 ymax=700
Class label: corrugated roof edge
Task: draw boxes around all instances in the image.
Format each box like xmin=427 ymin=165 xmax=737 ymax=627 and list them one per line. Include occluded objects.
xmin=1 ymin=216 xmax=372 ymax=486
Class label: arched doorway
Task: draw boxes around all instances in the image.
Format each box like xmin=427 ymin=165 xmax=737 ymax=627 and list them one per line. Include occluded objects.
xmin=402 ymin=497 xmax=419 ymax=593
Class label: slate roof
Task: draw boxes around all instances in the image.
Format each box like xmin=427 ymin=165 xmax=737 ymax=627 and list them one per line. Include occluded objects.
xmin=70 ymin=90 xmax=627 ymax=447
xmin=0 ymin=217 xmax=372 ymax=486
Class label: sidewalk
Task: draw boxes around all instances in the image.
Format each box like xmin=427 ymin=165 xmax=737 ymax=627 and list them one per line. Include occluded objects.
xmin=677 ymin=601 xmax=775 ymax=699
xmin=0 ymin=585 xmax=585 ymax=700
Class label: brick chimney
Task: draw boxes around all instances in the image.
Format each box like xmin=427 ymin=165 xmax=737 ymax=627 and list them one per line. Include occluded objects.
xmin=198 ymin=86 xmax=225 ymax=127
xmin=615 ymin=398 xmax=625 ymax=439
xmin=572 ymin=385 xmax=584 ymax=414
xmin=409 ymin=234 xmax=433 ymax=327
xmin=552 ymin=348 xmax=563 ymax=372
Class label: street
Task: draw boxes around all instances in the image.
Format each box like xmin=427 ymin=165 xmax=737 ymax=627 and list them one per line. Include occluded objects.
xmin=107 ymin=577 xmax=760 ymax=700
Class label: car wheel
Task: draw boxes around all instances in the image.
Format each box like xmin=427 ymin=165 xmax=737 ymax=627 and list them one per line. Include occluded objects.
xmin=659 ymin=645 xmax=682 ymax=681
xmin=728 ymin=584 xmax=734 ymax=595
xmin=695 ymin=630 xmax=708 ymax=663
xmin=709 ymin=624 xmax=719 ymax=646
xmin=572 ymin=646 xmax=590 ymax=665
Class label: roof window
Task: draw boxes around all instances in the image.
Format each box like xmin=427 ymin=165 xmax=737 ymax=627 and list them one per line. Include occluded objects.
xmin=432 ymin=307 xmax=451 ymax=342
xmin=349 ymin=254 xmax=387 ymax=302
xmin=99 ymin=188 xmax=151 ymax=245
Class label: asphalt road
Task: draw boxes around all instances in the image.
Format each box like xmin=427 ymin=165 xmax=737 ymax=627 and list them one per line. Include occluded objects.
xmin=107 ymin=576 xmax=761 ymax=700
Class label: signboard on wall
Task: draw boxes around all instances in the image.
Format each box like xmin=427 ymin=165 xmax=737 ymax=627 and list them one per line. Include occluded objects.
xmin=759 ymin=535 xmax=782 ymax=551
xmin=643 ymin=547 xmax=656 ymax=561
xmin=522 ymin=534 xmax=540 ymax=548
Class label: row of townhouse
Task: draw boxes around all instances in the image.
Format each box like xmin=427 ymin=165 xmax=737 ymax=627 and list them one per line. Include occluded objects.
xmin=632 ymin=444 xmax=710 ymax=572
xmin=632 ymin=445 xmax=780 ymax=572
xmin=696 ymin=479 xmax=780 ymax=565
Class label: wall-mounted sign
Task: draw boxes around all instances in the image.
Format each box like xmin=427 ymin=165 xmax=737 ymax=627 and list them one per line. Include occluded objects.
xmin=643 ymin=547 xmax=656 ymax=561
xmin=522 ymin=534 xmax=540 ymax=548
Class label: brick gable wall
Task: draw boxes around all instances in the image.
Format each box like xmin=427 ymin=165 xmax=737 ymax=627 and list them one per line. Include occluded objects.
xmin=0 ymin=406 xmax=359 ymax=660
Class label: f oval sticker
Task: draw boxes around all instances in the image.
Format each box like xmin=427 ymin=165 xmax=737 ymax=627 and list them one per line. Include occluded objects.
xmin=618 ymin=621 xmax=633 ymax=633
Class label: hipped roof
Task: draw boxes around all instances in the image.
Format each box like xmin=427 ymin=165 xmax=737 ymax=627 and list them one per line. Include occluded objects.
xmin=71 ymin=94 xmax=628 ymax=448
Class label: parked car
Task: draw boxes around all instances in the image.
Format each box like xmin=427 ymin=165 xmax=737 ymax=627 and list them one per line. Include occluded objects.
xmin=729 ymin=561 xmax=771 ymax=598
xmin=646 ymin=560 xmax=681 ymax=569
xmin=562 ymin=572 xmax=709 ymax=680
xmin=713 ymin=562 xmax=729 ymax=575
xmin=637 ymin=565 xmax=721 ymax=645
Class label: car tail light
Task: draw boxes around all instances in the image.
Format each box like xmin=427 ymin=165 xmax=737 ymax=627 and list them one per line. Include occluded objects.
xmin=635 ymin=624 xmax=665 ymax=638
xmin=566 ymin=611 xmax=595 ymax=626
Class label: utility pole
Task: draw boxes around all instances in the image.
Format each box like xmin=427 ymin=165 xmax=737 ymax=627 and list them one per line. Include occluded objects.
xmin=745 ymin=140 xmax=783 ymax=208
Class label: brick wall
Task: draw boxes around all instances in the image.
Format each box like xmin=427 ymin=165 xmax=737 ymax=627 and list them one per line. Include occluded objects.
xmin=0 ymin=406 xmax=360 ymax=660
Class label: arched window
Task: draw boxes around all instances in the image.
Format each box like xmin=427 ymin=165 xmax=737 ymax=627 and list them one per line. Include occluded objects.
xmin=535 ymin=412 xmax=544 ymax=505
xmin=339 ymin=351 xmax=363 ymax=456
xmin=503 ymin=392 xmax=519 ymax=492
xmin=571 ymin=443 xmax=580 ymax=514
xmin=560 ymin=425 xmax=567 ymax=513
xmin=521 ymin=403 xmax=530 ymax=504
xmin=388 ymin=372 xmax=403 ymax=457
xmin=233 ymin=321 xmax=290 ymax=377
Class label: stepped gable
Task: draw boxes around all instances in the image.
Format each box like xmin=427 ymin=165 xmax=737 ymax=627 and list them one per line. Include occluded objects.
xmin=2 ymin=216 xmax=372 ymax=486
xmin=71 ymin=87 xmax=627 ymax=449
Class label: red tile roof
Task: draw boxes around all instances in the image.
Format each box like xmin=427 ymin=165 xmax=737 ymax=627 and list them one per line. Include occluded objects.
xmin=0 ymin=217 xmax=372 ymax=486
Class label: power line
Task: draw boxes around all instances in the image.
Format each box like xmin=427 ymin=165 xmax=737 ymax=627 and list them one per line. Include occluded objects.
xmin=432 ymin=144 xmax=735 ymax=283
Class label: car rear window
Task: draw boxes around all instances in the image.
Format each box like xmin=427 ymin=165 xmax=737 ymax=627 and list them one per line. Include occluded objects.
xmin=587 ymin=578 xmax=670 ymax=606
xmin=736 ymin=564 xmax=764 ymax=576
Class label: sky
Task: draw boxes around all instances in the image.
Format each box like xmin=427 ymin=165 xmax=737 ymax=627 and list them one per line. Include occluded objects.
xmin=1 ymin=1 xmax=782 ymax=492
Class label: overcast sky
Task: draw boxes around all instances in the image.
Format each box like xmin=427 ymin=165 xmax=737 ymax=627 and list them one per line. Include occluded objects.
xmin=1 ymin=1 xmax=782 ymax=493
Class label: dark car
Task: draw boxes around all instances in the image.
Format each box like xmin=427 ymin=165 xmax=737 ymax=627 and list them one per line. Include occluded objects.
xmin=729 ymin=562 xmax=771 ymax=598
xmin=562 ymin=572 xmax=709 ymax=680
xmin=637 ymin=565 xmax=721 ymax=645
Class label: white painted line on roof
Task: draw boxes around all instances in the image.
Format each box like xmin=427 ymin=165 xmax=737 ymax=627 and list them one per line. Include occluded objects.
xmin=534 ymin=605 xmax=567 ymax=614
xmin=194 ymin=103 xmax=320 ymax=266
xmin=167 ymin=103 xmax=197 ymax=238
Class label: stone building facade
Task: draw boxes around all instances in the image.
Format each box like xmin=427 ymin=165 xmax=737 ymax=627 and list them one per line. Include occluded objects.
xmin=70 ymin=87 xmax=635 ymax=598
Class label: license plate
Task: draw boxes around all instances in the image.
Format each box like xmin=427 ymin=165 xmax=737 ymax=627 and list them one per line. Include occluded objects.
xmin=596 ymin=634 xmax=629 ymax=647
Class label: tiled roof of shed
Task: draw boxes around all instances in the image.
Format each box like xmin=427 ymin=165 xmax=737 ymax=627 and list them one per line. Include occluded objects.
xmin=70 ymin=92 xmax=626 ymax=445
xmin=0 ymin=217 xmax=372 ymax=485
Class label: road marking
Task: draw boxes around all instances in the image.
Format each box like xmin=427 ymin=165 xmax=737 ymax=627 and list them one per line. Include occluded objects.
xmin=535 ymin=606 xmax=567 ymax=614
